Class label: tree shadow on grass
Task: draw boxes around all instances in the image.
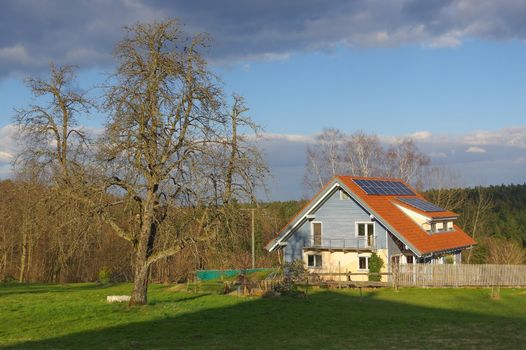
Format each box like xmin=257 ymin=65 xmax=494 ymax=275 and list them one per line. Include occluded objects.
xmin=3 ymin=289 xmax=526 ymax=350
xmin=0 ymin=283 xmax=121 ymax=296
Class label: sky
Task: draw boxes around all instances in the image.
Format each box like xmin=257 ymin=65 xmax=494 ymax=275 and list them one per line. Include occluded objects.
xmin=0 ymin=0 xmax=525 ymax=200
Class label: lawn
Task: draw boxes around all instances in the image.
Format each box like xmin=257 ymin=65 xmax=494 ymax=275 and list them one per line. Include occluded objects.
xmin=1 ymin=283 xmax=525 ymax=349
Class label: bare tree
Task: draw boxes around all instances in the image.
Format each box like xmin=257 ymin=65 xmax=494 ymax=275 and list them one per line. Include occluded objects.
xmin=304 ymin=128 xmax=345 ymax=192
xmin=304 ymin=129 xmax=430 ymax=193
xmin=461 ymin=187 xmax=493 ymax=263
xmin=343 ymin=131 xmax=384 ymax=177
xmin=484 ymin=237 xmax=526 ymax=264
xmin=385 ymin=138 xmax=430 ymax=185
xmin=222 ymin=94 xmax=268 ymax=205
xmin=14 ymin=63 xmax=92 ymax=182
xmin=13 ymin=64 xmax=95 ymax=283
xmin=94 ymin=20 xmax=266 ymax=304
xmin=423 ymin=167 xmax=467 ymax=211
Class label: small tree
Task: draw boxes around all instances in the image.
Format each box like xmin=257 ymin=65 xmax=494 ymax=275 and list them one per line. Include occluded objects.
xmin=368 ymin=253 xmax=384 ymax=282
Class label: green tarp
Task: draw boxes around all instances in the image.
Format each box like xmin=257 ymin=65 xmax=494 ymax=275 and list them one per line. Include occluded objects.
xmin=195 ymin=268 xmax=274 ymax=281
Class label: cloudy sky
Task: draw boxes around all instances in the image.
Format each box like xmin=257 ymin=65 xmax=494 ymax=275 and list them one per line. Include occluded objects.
xmin=0 ymin=0 xmax=525 ymax=199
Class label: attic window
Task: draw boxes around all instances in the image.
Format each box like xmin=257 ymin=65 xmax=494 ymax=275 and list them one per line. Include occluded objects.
xmin=425 ymin=221 xmax=454 ymax=234
xmin=339 ymin=190 xmax=350 ymax=200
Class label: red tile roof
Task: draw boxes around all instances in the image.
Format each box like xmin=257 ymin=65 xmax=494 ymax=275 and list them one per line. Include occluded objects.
xmin=337 ymin=176 xmax=476 ymax=255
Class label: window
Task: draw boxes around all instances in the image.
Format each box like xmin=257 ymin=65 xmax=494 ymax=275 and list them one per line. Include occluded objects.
xmin=406 ymin=256 xmax=414 ymax=264
xmin=340 ymin=190 xmax=350 ymax=200
xmin=307 ymin=254 xmax=322 ymax=268
xmin=358 ymin=256 xmax=369 ymax=270
xmin=356 ymin=222 xmax=375 ymax=247
xmin=427 ymin=221 xmax=454 ymax=234
xmin=311 ymin=222 xmax=322 ymax=246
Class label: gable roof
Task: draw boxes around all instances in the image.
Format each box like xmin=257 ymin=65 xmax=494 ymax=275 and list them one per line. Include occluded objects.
xmin=266 ymin=175 xmax=476 ymax=256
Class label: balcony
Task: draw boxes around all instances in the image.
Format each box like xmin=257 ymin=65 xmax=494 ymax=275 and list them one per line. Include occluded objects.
xmin=304 ymin=236 xmax=377 ymax=252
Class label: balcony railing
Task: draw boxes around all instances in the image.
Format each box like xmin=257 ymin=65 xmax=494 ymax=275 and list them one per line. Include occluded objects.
xmin=305 ymin=236 xmax=377 ymax=251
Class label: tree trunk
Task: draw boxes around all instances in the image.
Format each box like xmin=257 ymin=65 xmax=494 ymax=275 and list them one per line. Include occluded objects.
xmin=130 ymin=263 xmax=149 ymax=305
xmin=18 ymin=213 xmax=29 ymax=283
xmin=129 ymin=192 xmax=158 ymax=305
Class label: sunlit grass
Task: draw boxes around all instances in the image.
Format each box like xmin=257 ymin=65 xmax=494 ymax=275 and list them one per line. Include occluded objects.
xmin=1 ymin=283 xmax=525 ymax=349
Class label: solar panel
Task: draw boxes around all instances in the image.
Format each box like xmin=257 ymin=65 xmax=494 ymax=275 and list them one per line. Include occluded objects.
xmin=396 ymin=197 xmax=445 ymax=212
xmin=353 ymin=179 xmax=415 ymax=196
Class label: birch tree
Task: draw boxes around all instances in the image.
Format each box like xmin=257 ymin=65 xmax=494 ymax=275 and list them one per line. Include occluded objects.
xmin=343 ymin=131 xmax=384 ymax=177
xmin=304 ymin=128 xmax=345 ymax=191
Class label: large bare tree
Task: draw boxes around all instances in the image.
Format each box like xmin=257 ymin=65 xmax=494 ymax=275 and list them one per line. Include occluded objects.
xmin=95 ymin=20 xmax=266 ymax=304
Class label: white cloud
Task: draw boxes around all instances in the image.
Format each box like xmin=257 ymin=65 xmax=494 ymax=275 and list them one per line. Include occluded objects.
xmin=411 ymin=131 xmax=432 ymax=140
xmin=462 ymin=126 xmax=526 ymax=148
xmin=0 ymin=124 xmax=18 ymax=178
xmin=424 ymin=32 xmax=463 ymax=48
xmin=0 ymin=44 xmax=31 ymax=63
xmin=262 ymin=133 xmax=316 ymax=143
xmin=406 ymin=126 xmax=526 ymax=149
xmin=466 ymin=146 xmax=487 ymax=153
xmin=0 ymin=151 xmax=13 ymax=161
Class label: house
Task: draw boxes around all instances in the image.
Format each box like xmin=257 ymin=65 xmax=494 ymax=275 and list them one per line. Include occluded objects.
xmin=265 ymin=176 xmax=476 ymax=281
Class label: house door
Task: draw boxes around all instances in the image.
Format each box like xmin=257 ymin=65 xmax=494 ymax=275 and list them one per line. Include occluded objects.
xmin=312 ymin=222 xmax=322 ymax=246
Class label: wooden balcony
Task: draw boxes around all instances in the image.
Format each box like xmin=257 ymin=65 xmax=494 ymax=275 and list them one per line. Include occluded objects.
xmin=303 ymin=237 xmax=377 ymax=253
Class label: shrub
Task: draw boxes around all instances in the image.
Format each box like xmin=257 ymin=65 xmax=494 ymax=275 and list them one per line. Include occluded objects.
xmin=368 ymin=253 xmax=384 ymax=282
xmin=444 ymin=255 xmax=455 ymax=264
xmin=282 ymin=259 xmax=308 ymax=282
xmin=98 ymin=266 xmax=111 ymax=284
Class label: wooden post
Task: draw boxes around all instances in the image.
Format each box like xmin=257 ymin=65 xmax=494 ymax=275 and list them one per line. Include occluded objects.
xmin=251 ymin=208 xmax=255 ymax=269
xmin=338 ymin=261 xmax=342 ymax=289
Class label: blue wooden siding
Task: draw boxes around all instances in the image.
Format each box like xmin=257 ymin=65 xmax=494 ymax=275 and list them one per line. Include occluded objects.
xmin=284 ymin=188 xmax=388 ymax=262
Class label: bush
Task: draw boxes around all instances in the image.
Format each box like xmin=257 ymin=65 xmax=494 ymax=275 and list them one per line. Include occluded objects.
xmin=368 ymin=253 xmax=384 ymax=282
xmin=98 ymin=266 xmax=111 ymax=284
xmin=444 ymin=255 xmax=455 ymax=264
xmin=268 ymin=260 xmax=308 ymax=297
xmin=282 ymin=259 xmax=308 ymax=282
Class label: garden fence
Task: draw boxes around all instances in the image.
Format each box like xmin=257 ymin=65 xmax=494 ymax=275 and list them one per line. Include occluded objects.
xmin=395 ymin=264 xmax=526 ymax=287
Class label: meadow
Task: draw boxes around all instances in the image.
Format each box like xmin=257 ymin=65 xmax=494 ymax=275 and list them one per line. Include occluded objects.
xmin=1 ymin=283 xmax=525 ymax=349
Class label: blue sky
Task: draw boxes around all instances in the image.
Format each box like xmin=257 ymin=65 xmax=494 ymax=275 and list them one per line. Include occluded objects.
xmin=1 ymin=0 xmax=525 ymax=199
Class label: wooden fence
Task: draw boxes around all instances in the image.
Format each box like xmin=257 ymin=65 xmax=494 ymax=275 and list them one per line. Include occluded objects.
xmin=395 ymin=264 xmax=526 ymax=287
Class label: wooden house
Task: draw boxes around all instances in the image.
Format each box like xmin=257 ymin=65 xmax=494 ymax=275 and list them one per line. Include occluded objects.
xmin=265 ymin=176 xmax=476 ymax=281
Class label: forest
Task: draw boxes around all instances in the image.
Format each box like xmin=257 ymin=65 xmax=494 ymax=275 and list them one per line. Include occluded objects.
xmin=1 ymin=179 xmax=525 ymax=285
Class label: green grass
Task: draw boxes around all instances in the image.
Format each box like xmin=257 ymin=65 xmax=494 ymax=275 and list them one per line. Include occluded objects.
xmin=1 ymin=283 xmax=526 ymax=349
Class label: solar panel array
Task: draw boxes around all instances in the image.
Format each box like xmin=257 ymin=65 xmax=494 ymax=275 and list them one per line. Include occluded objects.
xmin=353 ymin=179 xmax=415 ymax=196
xmin=396 ymin=197 xmax=445 ymax=212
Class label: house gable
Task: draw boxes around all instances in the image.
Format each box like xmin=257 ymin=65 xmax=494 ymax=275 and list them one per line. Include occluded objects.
xmin=283 ymin=187 xmax=389 ymax=261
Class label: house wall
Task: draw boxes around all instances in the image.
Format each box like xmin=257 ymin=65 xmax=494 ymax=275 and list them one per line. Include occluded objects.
xmin=387 ymin=234 xmax=402 ymax=261
xmin=284 ymin=188 xmax=389 ymax=262
xmin=394 ymin=204 xmax=430 ymax=227
xmin=303 ymin=249 xmax=389 ymax=282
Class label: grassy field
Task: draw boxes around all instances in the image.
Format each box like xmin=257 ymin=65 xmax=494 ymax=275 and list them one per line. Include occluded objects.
xmin=1 ymin=283 xmax=526 ymax=349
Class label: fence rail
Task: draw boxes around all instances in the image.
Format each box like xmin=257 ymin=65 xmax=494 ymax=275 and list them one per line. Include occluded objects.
xmin=395 ymin=264 xmax=526 ymax=287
